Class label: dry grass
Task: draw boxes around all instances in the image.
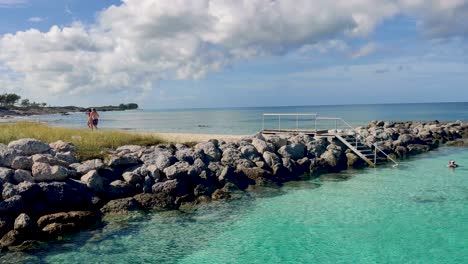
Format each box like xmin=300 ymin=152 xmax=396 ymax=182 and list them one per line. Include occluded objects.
xmin=0 ymin=122 xmax=166 ymax=161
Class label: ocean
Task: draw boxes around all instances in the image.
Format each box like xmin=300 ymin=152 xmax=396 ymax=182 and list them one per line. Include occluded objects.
xmin=8 ymin=102 xmax=468 ymax=134
xmin=3 ymin=147 xmax=467 ymax=263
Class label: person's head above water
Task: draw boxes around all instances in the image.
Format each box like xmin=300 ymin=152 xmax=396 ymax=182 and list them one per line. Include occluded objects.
xmin=92 ymin=108 xmax=96 ymax=112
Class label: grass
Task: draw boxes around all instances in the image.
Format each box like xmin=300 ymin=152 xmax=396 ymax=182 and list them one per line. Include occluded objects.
xmin=0 ymin=122 xmax=166 ymax=161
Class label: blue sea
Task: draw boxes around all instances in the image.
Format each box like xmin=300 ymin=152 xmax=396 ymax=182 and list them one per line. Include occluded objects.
xmin=8 ymin=102 xmax=468 ymax=134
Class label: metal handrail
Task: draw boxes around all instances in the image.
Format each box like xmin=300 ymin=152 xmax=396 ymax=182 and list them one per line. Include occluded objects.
xmin=262 ymin=113 xmax=318 ymax=131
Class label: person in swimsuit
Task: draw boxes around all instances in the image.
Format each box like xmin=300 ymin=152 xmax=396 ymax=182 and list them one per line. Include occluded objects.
xmin=447 ymin=160 xmax=458 ymax=168
xmin=85 ymin=108 xmax=92 ymax=129
xmin=90 ymin=108 xmax=100 ymax=130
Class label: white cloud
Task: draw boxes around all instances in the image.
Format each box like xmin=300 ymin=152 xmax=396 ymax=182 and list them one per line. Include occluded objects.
xmin=0 ymin=0 xmax=467 ymax=102
xmin=28 ymin=16 xmax=44 ymax=22
xmin=350 ymin=43 xmax=377 ymax=59
xmin=0 ymin=0 xmax=26 ymax=7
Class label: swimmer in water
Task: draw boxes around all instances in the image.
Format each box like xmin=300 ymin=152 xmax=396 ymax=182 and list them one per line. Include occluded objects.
xmin=447 ymin=160 xmax=458 ymax=168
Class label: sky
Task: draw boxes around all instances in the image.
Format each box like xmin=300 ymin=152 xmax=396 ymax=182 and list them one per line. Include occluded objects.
xmin=0 ymin=0 xmax=467 ymax=109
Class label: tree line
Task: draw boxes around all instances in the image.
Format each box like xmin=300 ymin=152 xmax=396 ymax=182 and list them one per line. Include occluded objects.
xmin=0 ymin=93 xmax=47 ymax=108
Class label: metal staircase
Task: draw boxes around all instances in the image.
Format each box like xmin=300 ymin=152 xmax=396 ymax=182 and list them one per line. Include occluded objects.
xmin=261 ymin=113 xmax=399 ymax=167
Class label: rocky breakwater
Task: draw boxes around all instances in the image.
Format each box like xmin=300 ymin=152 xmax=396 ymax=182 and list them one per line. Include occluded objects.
xmin=0 ymin=121 xmax=466 ymax=251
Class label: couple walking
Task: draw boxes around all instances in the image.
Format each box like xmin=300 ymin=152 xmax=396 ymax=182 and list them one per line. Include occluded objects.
xmin=86 ymin=108 xmax=100 ymax=130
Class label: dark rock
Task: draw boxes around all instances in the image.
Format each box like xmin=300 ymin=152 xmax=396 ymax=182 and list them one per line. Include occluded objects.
xmin=262 ymin=151 xmax=281 ymax=168
xmin=407 ymin=144 xmax=430 ymax=155
xmin=0 ymin=144 xmax=19 ymax=167
xmin=346 ymin=153 xmax=365 ymax=168
xmin=194 ymin=142 xmax=222 ymax=162
xmin=240 ymin=144 xmax=262 ymax=162
xmin=0 ymin=195 xmax=24 ymax=216
xmin=10 ymin=156 xmax=33 ymax=170
xmin=100 ymin=198 xmax=142 ymax=214
xmin=152 ymin=179 xmax=189 ymax=197
xmin=133 ymin=193 xmax=175 ymax=210
xmin=14 ymin=213 xmax=34 ymax=232
xmin=13 ymin=169 xmax=34 ymax=184
xmin=0 ymin=230 xmax=25 ymax=248
xmin=104 ymin=180 xmax=135 ymax=200
xmin=2 ymin=182 xmax=41 ymax=202
xmin=0 ymin=167 xmax=14 ymax=183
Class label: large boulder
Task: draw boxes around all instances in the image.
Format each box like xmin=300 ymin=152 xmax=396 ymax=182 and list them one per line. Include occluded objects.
xmin=32 ymin=154 xmax=69 ymax=167
xmin=13 ymin=169 xmax=34 ymax=184
xmin=8 ymin=138 xmax=50 ymax=155
xmin=0 ymin=230 xmax=25 ymax=248
xmin=407 ymin=144 xmax=430 ymax=155
xmin=100 ymin=198 xmax=141 ymax=214
xmin=80 ymin=170 xmax=104 ymax=193
xmin=175 ymin=148 xmax=202 ymax=164
xmin=221 ymin=148 xmax=243 ymax=167
xmin=14 ymin=213 xmax=34 ymax=232
xmin=37 ymin=211 xmax=98 ymax=237
xmin=0 ymin=195 xmax=24 ymax=216
xmin=319 ymin=146 xmax=347 ymax=172
xmin=107 ymin=155 xmax=140 ymax=168
xmin=32 ymin=162 xmax=70 ymax=182
xmin=103 ymin=180 xmax=135 ymax=200
xmin=0 ymin=167 xmax=14 ymax=183
xmin=37 ymin=181 xmax=93 ymax=212
xmin=133 ymin=193 xmax=176 ymax=210
xmin=141 ymin=150 xmax=174 ymax=171
xmin=267 ymin=136 xmax=288 ymax=150
xmin=10 ymin=156 xmax=33 ymax=170
xmin=252 ymin=138 xmax=275 ymax=154
xmin=163 ymin=161 xmax=191 ymax=180
xmin=55 ymin=152 xmax=78 ymax=164
xmin=72 ymin=159 xmax=105 ymax=175
xmin=240 ymin=145 xmax=262 ymax=162
xmin=346 ymin=153 xmax=365 ymax=168
xmin=122 ymin=172 xmax=144 ymax=185
xmin=0 ymin=144 xmax=19 ymax=167
xmin=277 ymin=143 xmax=306 ymax=160
xmin=306 ymin=138 xmax=329 ymax=157
xmin=152 ymin=179 xmax=189 ymax=198
xmin=262 ymin=151 xmax=281 ymax=168
xmin=49 ymin=140 xmax=78 ymax=153
xmin=194 ymin=142 xmax=222 ymax=162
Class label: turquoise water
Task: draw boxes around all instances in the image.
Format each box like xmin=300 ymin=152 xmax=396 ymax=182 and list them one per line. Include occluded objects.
xmin=4 ymin=147 xmax=467 ymax=263
xmin=8 ymin=102 xmax=468 ymax=134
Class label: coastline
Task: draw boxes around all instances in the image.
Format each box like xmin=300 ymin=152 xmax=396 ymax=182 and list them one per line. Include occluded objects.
xmin=0 ymin=120 xmax=466 ymax=252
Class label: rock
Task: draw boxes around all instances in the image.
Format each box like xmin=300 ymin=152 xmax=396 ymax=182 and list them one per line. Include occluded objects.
xmin=0 ymin=167 xmax=14 ymax=183
xmin=10 ymin=156 xmax=33 ymax=170
xmin=100 ymin=198 xmax=142 ymax=214
xmin=407 ymin=144 xmax=430 ymax=155
xmin=175 ymin=148 xmax=201 ymax=164
xmin=142 ymin=176 xmax=154 ymax=193
xmin=236 ymin=166 xmax=271 ymax=182
xmin=14 ymin=213 xmax=33 ymax=232
xmin=49 ymin=140 xmax=78 ymax=153
xmin=0 ymin=195 xmax=24 ymax=216
xmin=107 ymin=155 xmax=140 ymax=168
xmin=13 ymin=169 xmax=34 ymax=183
xmin=37 ymin=211 xmax=98 ymax=237
xmin=193 ymin=183 xmax=216 ymax=197
xmin=38 ymin=182 xmax=93 ymax=212
xmin=277 ymin=143 xmax=306 ymax=160
xmin=32 ymin=162 xmax=70 ymax=182
xmin=252 ymin=138 xmax=275 ymax=154
xmin=211 ymin=188 xmax=230 ymax=200
xmin=0 ymin=230 xmax=25 ymax=248
xmin=141 ymin=151 xmax=174 ymax=171
xmin=116 ymin=145 xmax=143 ymax=153
xmin=55 ymin=152 xmax=78 ymax=164
xmin=142 ymin=164 xmax=162 ymax=181
xmin=122 ymin=172 xmax=143 ymax=185
xmin=163 ymin=161 xmax=190 ymax=180
xmin=8 ymin=138 xmax=50 ymax=155
xmin=221 ymin=148 xmax=244 ymax=167
xmin=133 ymin=193 xmax=175 ymax=210
xmin=306 ymin=138 xmax=329 ymax=157
xmin=346 ymin=153 xmax=365 ymax=168
xmin=240 ymin=144 xmax=262 ymax=162
xmin=74 ymin=159 xmax=105 ymax=175
xmin=152 ymin=179 xmax=189 ymax=197
xmin=80 ymin=170 xmax=104 ymax=193
xmin=267 ymin=136 xmax=288 ymax=149
xmin=0 ymin=144 xmax=19 ymax=167
xmin=32 ymin=154 xmax=69 ymax=167
xmin=262 ymin=151 xmax=281 ymax=168
xmin=319 ymin=148 xmax=347 ymax=172
xmin=194 ymin=142 xmax=222 ymax=162
xmin=394 ymin=146 xmax=408 ymax=158
xmin=207 ymin=162 xmax=224 ymax=177
xmin=2 ymin=182 xmax=41 ymax=202
xmin=104 ymin=180 xmax=135 ymax=200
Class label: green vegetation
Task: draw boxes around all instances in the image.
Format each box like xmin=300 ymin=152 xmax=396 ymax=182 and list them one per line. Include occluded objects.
xmin=118 ymin=103 xmax=139 ymax=110
xmin=0 ymin=122 xmax=166 ymax=161
xmin=0 ymin=93 xmax=47 ymax=108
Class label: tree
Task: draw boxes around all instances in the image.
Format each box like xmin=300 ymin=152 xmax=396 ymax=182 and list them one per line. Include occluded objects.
xmin=0 ymin=93 xmax=21 ymax=107
xmin=21 ymin=99 xmax=30 ymax=107
xmin=41 ymin=102 xmax=47 ymax=107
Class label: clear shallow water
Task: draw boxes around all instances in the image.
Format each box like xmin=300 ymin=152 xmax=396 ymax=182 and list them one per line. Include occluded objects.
xmin=3 ymin=147 xmax=467 ymax=263
xmin=6 ymin=102 xmax=468 ymax=134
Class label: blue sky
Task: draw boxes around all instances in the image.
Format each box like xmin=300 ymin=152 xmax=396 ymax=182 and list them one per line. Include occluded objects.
xmin=0 ymin=0 xmax=467 ymax=109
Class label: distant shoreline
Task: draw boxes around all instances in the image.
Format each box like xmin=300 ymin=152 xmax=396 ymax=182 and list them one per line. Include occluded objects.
xmin=0 ymin=104 xmax=138 ymax=118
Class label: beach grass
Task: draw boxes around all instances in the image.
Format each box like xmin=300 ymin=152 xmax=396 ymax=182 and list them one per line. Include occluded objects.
xmin=0 ymin=122 xmax=166 ymax=161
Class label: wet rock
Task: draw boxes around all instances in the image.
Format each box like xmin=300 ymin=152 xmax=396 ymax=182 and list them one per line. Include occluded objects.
xmin=0 ymin=230 xmax=25 ymax=248
xmin=277 ymin=143 xmax=306 ymax=160
xmin=10 ymin=156 xmax=33 ymax=170
xmin=8 ymin=138 xmax=50 ymax=155
xmin=407 ymin=144 xmax=430 ymax=155
xmin=80 ymin=170 xmax=104 ymax=193
xmin=37 ymin=211 xmax=98 ymax=237
xmin=346 ymin=153 xmax=365 ymax=168
xmin=133 ymin=193 xmax=175 ymax=210
xmin=49 ymin=140 xmax=78 ymax=153
xmin=32 ymin=162 xmax=70 ymax=182
xmin=100 ymin=198 xmax=141 ymax=214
